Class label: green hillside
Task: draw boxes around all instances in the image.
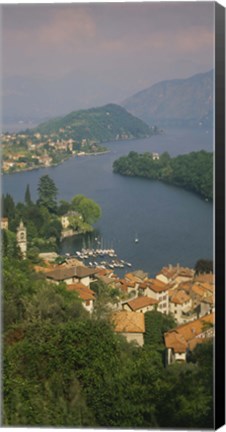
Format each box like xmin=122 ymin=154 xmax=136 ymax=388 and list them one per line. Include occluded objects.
xmin=33 ymin=103 xmax=153 ymax=142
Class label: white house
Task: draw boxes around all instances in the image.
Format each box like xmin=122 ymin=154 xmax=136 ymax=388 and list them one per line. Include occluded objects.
xmin=164 ymin=312 xmax=214 ymax=365
xmin=67 ymin=283 xmax=95 ymax=313
xmin=156 ymin=264 xmax=194 ymax=287
xmin=169 ymin=289 xmax=193 ymax=324
xmin=45 ymin=266 xmax=98 ymax=286
xmin=143 ymin=279 xmax=169 ymax=314
xmin=112 ymin=311 xmax=145 ymax=346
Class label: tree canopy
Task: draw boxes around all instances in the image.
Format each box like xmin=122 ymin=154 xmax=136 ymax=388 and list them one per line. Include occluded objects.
xmin=71 ymin=194 xmax=101 ymax=225
xmin=37 ymin=175 xmax=58 ymax=214
xmin=113 ymin=150 xmax=213 ymax=200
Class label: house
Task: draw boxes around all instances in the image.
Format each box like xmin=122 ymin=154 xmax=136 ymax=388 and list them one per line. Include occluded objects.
xmin=169 ymin=289 xmax=192 ymax=323
xmin=190 ymin=282 xmax=215 ymax=315
xmin=164 ymin=312 xmax=214 ymax=365
xmin=66 ymin=283 xmax=95 ymax=313
xmin=152 ymin=152 xmax=160 ymax=160
xmin=116 ymin=278 xmax=138 ymax=295
xmin=122 ymin=296 xmax=158 ymax=313
xmin=156 ymin=264 xmax=194 ymax=286
xmin=124 ymin=273 xmax=142 ymax=289
xmin=61 ymin=211 xmax=82 ymax=229
xmin=45 ymin=265 xmax=98 ymax=286
xmin=143 ymin=279 xmax=169 ymax=314
xmin=195 ymin=273 xmax=214 ymax=285
xmin=1 ymin=217 xmax=8 ymax=230
xmin=200 ymin=296 xmax=214 ymax=317
xmin=112 ymin=311 xmax=145 ymax=346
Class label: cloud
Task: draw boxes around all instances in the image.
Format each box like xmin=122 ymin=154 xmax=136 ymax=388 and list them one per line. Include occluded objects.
xmin=2 ymin=2 xmax=214 ymax=104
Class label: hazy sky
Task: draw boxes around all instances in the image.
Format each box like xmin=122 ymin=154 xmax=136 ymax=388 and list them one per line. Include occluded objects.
xmin=2 ymin=2 xmax=215 ymax=120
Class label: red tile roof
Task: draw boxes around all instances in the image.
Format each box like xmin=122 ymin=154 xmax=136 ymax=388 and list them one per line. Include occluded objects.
xmin=170 ymin=290 xmax=190 ymax=305
xmin=148 ymin=279 xmax=168 ymax=293
xmin=66 ymin=283 xmax=95 ymax=301
xmin=112 ymin=311 xmax=145 ymax=334
xmin=125 ymin=296 xmax=158 ymax=311
xmin=195 ymin=273 xmax=215 ymax=284
xmin=164 ymin=313 xmax=214 ymax=353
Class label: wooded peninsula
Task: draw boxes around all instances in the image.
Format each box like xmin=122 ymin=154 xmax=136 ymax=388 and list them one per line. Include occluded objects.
xmin=113 ymin=150 xmax=213 ymax=200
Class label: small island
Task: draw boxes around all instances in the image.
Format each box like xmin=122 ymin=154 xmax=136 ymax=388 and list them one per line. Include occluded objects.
xmin=113 ymin=150 xmax=213 ymax=200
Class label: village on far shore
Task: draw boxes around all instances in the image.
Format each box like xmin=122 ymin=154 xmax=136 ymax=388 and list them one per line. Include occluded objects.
xmin=2 ymin=215 xmax=214 ymax=367
xmin=1 ymin=130 xmax=109 ymax=174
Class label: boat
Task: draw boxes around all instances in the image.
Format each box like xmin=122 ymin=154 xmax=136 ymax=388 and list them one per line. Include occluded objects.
xmin=134 ymin=236 xmax=139 ymax=243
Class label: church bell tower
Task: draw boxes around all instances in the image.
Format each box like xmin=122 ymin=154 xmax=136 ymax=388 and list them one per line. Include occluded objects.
xmin=16 ymin=220 xmax=27 ymax=259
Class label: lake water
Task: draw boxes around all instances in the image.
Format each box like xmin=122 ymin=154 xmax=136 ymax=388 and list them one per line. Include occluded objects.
xmin=2 ymin=128 xmax=213 ymax=277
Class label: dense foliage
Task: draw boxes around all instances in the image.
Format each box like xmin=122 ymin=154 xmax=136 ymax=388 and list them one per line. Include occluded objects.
xmin=195 ymin=259 xmax=213 ymax=275
xmin=33 ymin=104 xmax=153 ymax=142
xmin=113 ymin=150 xmax=213 ymax=199
xmin=2 ymin=175 xmax=101 ymax=259
xmin=2 ymin=255 xmax=214 ymax=428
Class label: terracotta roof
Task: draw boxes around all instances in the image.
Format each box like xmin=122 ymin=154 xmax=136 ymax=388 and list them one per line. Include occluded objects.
xmin=201 ymin=295 xmax=214 ymax=305
xmin=66 ymin=283 xmax=95 ymax=301
xmin=124 ymin=273 xmax=141 ymax=283
xmin=139 ymin=282 xmax=149 ymax=289
xmin=45 ymin=266 xmax=98 ymax=281
xmin=177 ymin=281 xmax=193 ymax=292
xmin=148 ymin=279 xmax=168 ymax=293
xmin=191 ymin=284 xmax=206 ymax=298
xmin=198 ymin=282 xmax=214 ymax=293
xmin=112 ymin=311 xmax=145 ymax=334
xmin=125 ymin=296 xmax=158 ymax=311
xmin=195 ymin=273 xmax=215 ymax=284
xmin=165 ymin=313 xmax=214 ymax=353
xmin=164 ymin=332 xmax=187 ymax=353
xmin=170 ymin=290 xmax=190 ymax=305
xmin=96 ymin=268 xmax=113 ymax=276
xmin=158 ymin=265 xmax=194 ymax=280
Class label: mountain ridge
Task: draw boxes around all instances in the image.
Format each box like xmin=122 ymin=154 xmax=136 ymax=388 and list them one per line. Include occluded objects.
xmin=122 ymin=70 xmax=214 ymax=127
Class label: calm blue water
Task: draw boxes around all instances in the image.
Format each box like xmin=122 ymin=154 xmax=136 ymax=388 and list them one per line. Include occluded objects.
xmin=2 ymin=128 xmax=213 ymax=276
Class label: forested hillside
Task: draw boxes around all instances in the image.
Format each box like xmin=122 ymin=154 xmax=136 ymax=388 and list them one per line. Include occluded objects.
xmin=31 ymin=104 xmax=153 ymax=143
xmin=3 ymin=256 xmax=213 ymax=428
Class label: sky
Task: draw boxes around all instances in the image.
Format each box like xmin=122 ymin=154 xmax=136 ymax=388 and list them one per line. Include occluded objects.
xmin=1 ymin=2 xmax=215 ymax=123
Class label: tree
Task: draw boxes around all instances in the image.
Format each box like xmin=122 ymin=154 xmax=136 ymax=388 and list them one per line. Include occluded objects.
xmin=57 ymin=200 xmax=71 ymax=216
xmin=2 ymin=194 xmax=16 ymax=220
xmin=144 ymin=310 xmax=176 ymax=348
xmin=71 ymin=195 xmax=101 ymax=225
xmin=195 ymin=259 xmax=213 ymax=275
xmin=24 ymin=185 xmax=32 ymax=206
xmin=37 ymin=175 xmax=58 ymax=214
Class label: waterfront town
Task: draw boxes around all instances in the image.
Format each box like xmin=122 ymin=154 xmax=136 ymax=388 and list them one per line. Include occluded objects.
xmin=1 ymin=130 xmax=108 ymax=174
xmin=2 ymin=215 xmax=214 ymax=366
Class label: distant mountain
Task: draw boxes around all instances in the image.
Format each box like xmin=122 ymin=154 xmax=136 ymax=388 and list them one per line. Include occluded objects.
xmin=122 ymin=70 xmax=214 ymax=127
xmin=33 ymin=103 xmax=153 ymax=142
